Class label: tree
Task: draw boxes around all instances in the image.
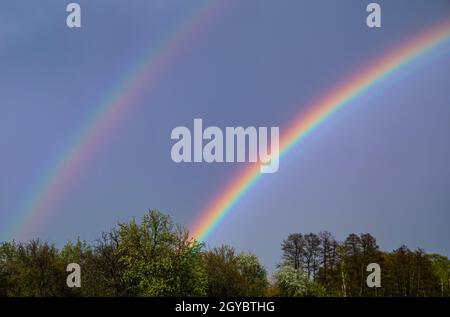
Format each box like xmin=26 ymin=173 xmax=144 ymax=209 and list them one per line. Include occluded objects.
xmin=281 ymin=233 xmax=305 ymax=270
xmin=342 ymin=233 xmax=363 ymax=296
xmin=359 ymin=233 xmax=381 ymax=296
xmin=3 ymin=240 xmax=67 ymax=296
xmin=304 ymin=233 xmax=321 ymax=280
xmin=61 ymin=239 xmax=93 ymax=296
xmin=382 ymin=246 xmax=439 ymax=297
xmin=273 ymin=265 xmax=324 ymax=297
xmin=0 ymin=242 xmax=19 ymax=296
xmin=316 ymin=231 xmax=340 ymax=293
xmin=2 ymin=222 xmax=449 ymax=297
xmin=203 ymin=245 xmax=241 ymax=296
xmin=203 ymin=245 xmax=268 ymax=296
xmin=236 ymin=252 xmax=268 ymax=296
xmin=116 ymin=210 xmax=207 ymax=296
xmin=430 ymin=254 xmax=450 ymax=297
xmin=92 ymin=229 xmax=127 ymax=296
xmin=60 ymin=238 xmax=120 ymax=296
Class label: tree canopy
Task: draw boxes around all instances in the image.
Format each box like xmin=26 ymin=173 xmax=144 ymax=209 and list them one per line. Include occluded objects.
xmin=0 ymin=210 xmax=448 ymax=297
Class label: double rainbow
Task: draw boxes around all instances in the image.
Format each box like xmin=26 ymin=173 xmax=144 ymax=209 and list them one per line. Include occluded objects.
xmin=8 ymin=6 xmax=450 ymax=242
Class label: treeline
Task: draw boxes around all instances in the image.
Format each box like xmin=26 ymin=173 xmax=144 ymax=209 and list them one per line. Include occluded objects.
xmin=0 ymin=210 xmax=449 ymax=297
xmin=280 ymin=232 xmax=450 ymax=297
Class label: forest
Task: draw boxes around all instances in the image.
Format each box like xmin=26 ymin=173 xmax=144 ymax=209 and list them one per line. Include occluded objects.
xmin=0 ymin=209 xmax=449 ymax=297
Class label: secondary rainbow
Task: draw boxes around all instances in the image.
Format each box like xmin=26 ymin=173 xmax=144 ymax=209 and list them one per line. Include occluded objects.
xmin=10 ymin=0 xmax=230 ymax=240
xmin=191 ymin=19 xmax=450 ymax=241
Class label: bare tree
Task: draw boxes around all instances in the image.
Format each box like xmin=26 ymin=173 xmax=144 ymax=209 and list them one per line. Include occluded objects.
xmin=304 ymin=233 xmax=321 ymax=280
xmin=281 ymin=233 xmax=305 ymax=270
xmin=318 ymin=231 xmax=336 ymax=287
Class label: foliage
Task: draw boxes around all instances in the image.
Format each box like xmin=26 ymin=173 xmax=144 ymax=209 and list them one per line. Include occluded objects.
xmin=116 ymin=210 xmax=207 ymax=296
xmin=203 ymin=245 xmax=267 ymax=296
xmin=0 ymin=240 xmax=67 ymax=296
xmin=281 ymin=231 xmax=445 ymax=297
xmin=1 ymin=212 xmax=449 ymax=297
xmin=274 ymin=265 xmax=325 ymax=297
xmin=430 ymin=253 xmax=450 ymax=297
xmin=236 ymin=252 xmax=268 ymax=296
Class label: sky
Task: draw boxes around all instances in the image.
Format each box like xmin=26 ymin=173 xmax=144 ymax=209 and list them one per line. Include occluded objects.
xmin=1 ymin=0 xmax=450 ymax=272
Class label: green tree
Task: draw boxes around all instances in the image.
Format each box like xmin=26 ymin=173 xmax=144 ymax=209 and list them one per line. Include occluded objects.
xmin=236 ymin=252 xmax=268 ymax=296
xmin=382 ymin=246 xmax=439 ymax=297
xmin=274 ymin=265 xmax=325 ymax=297
xmin=2 ymin=240 xmax=67 ymax=296
xmin=203 ymin=245 xmax=242 ymax=296
xmin=203 ymin=245 xmax=268 ymax=296
xmin=342 ymin=233 xmax=363 ymax=296
xmin=60 ymin=238 xmax=115 ymax=296
xmin=0 ymin=241 xmax=19 ymax=296
xmin=316 ymin=231 xmax=337 ymax=292
xmin=430 ymin=254 xmax=450 ymax=297
xmin=92 ymin=229 xmax=127 ymax=296
xmin=116 ymin=209 xmax=207 ymax=296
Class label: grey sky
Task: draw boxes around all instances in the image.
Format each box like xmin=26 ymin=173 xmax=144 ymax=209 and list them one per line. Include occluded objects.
xmin=1 ymin=0 xmax=449 ymax=271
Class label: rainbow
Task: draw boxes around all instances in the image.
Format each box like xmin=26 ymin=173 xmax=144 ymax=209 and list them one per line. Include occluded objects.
xmin=191 ymin=19 xmax=450 ymax=241
xmin=9 ymin=0 xmax=230 ymax=240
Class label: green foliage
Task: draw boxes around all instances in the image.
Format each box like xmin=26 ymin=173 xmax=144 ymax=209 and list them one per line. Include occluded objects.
xmin=0 ymin=210 xmax=207 ymax=297
xmin=61 ymin=238 xmax=119 ymax=296
xmin=92 ymin=229 xmax=127 ymax=296
xmin=381 ymin=246 xmax=439 ymax=296
xmin=280 ymin=232 xmax=447 ymax=297
xmin=0 ymin=240 xmax=67 ymax=296
xmin=338 ymin=233 xmax=383 ymax=296
xmin=1 ymin=213 xmax=449 ymax=297
xmin=0 ymin=242 xmax=16 ymax=296
xmin=203 ymin=245 xmax=267 ymax=296
xmin=236 ymin=252 xmax=268 ymax=296
xmin=274 ymin=265 xmax=325 ymax=297
xmin=116 ymin=210 xmax=207 ymax=296
xmin=430 ymin=253 xmax=450 ymax=297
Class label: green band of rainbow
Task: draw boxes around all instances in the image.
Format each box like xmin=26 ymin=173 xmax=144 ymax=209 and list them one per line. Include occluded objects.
xmin=191 ymin=19 xmax=450 ymax=242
